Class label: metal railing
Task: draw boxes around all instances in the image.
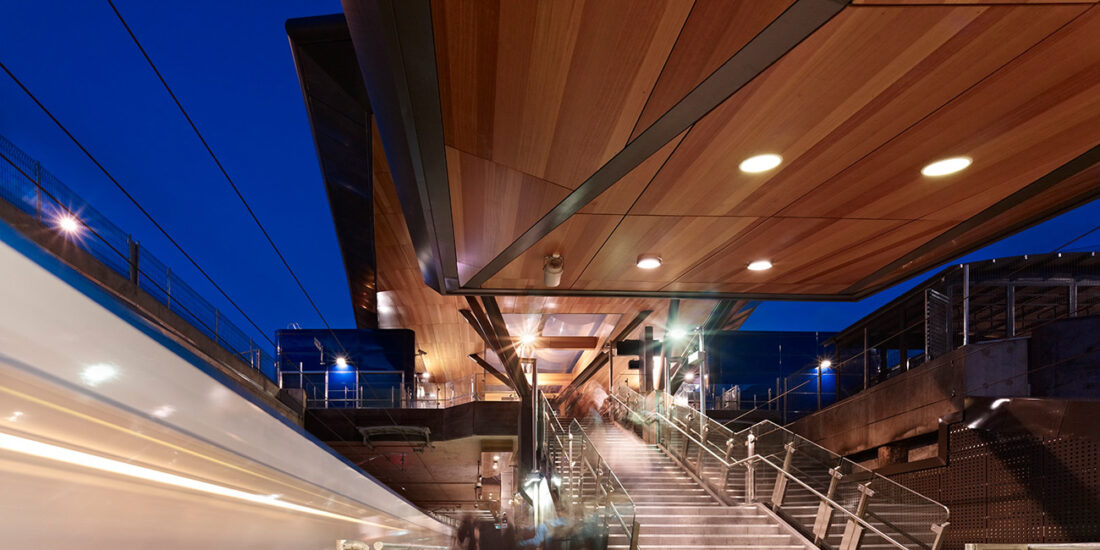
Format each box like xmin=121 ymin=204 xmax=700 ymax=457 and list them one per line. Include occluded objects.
xmin=280 ymin=371 xmax=522 ymax=409
xmin=0 ymin=134 xmax=277 ymax=379
xmin=611 ymin=384 xmax=949 ymax=550
xmin=538 ymin=392 xmax=639 ymax=549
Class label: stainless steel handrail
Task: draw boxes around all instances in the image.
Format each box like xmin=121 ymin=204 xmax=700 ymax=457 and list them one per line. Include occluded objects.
xmin=737 ymin=420 xmax=952 ymax=520
xmin=611 ymin=384 xmax=948 ymax=550
xmin=539 ymin=393 xmax=638 ymax=547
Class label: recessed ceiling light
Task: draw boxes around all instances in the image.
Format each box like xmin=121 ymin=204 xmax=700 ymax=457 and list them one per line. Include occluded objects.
xmin=739 ymin=154 xmax=782 ymax=174
xmin=747 ymin=260 xmax=773 ymax=271
xmin=921 ymin=156 xmax=971 ymax=177
xmin=636 ymin=254 xmax=662 ymax=269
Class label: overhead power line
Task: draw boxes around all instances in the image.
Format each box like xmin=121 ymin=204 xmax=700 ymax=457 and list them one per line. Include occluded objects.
xmin=103 ymin=2 xmax=446 ymax=488
xmin=105 ymin=0 xmax=342 ymax=343
xmin=0 ymin=59 xmax=274 ymax=349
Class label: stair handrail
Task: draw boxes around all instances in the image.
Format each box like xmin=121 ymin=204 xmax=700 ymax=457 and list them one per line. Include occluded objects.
xmin=656 ymin=386 xmax=950 ymax=528
xmin=610 ymin=384 xmax=949 ymax=550
xmin=737 ymin=419 xmax=951 ymax=520
xmin=538 ymin=392 xmax=639 ymax=549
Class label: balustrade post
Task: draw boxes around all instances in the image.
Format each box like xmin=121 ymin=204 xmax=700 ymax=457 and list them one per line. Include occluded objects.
xmin=930 ymin=522 xmax=949 ymax=550
xmin=745 ymin=434 xmax=756 ymax=504
xmin=721 ymin=438 xmax=736 ymax=490
xmin=681 ymin=412 xmax=692 ymax=459
xmin=839 ymin=483 xmax=874 ymax=550
xmin=127 ymin=237 xmax=140 ymax=285
xmin=770 ymin=441 xmax=798 ymax=511
xmin=813 ymin=468 xmax=844 ymax=544
xmin=696 ymin=424 xmax=709 ymax=474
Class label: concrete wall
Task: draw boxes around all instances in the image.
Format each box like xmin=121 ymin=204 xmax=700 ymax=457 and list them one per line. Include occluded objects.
xmin=788 ymin=339 xmax=1028 ymax=457
xmin=306 ymin=401 xmax=522 ymax=442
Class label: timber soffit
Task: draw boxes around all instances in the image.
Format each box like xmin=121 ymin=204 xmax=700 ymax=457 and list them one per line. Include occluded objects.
xmin=461 ymin=0 xmax=851 ymax=290
xmin=345 ymin=0 xmax=1100 ymax=303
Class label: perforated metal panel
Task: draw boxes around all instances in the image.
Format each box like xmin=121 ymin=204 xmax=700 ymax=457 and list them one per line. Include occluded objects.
xmin=891 ymin=424 xmax=1100 ymax=550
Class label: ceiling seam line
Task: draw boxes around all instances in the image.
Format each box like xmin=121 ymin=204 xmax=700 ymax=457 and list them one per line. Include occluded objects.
xmin=460 ymin=0 xmax=850 ymax=289
xmin=769 ymin=4 xmax=1094 ymax=220
xmin=567 ymin=125 xmax=698 ymax=288
xmin=624 ymin=0 xmax=699 ymax=141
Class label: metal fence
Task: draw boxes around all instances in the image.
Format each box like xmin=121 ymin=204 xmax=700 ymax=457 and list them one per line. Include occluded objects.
xmin=0 ymin=134 xmax=277 ymax=379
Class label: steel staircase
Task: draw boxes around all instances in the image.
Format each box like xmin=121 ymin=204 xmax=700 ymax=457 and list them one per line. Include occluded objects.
xmin=565 ymin=413 xmax=813 ymax=550
xmin=604 ymin=385 xmax=950 ymax=550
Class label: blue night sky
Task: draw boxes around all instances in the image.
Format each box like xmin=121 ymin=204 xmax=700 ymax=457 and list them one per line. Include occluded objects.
xmin=2 ymin=1 xmax=1099 ymax=346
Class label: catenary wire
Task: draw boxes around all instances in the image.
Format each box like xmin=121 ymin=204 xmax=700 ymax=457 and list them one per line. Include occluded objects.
xmin=0 ymin=59 xmax=275 ymax=350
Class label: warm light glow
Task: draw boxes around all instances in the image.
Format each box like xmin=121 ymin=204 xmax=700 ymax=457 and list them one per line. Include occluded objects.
xmin=739 ymin=154 xmax=782 ymax=173
xmin=519 ymin=333 xmax=537 ymax=346
xmin=335 ymin=356 xmax=348 ymax=368
xmin=636 ymin=254 xmax=662 ymax=269
xmin=819 ymin=359 xmax=832 ymax=370
xmin=747 ymin=260 xmax=773 ymax=271
xmin=421 ymin=372 xmax=430 ymax=380
xmin=80 ymin=364 xmax=118 ymax=386
xmin=0 ymin=430 xmax=400 ymax=529
xmin=57 ymin=214 xmax=80 ymax=234
xmin=493 ymin=455 xmax=500 ymax=461
xmin=921 ymin=157 xmax=971 ymax=177
xmin=684 ymin=372 xmax=695 ymax=382
xmin=667 ymin=327 xmax=687 ymax=340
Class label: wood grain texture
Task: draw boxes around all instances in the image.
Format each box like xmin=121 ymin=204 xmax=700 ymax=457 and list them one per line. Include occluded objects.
xmin=629 ymin=0 xmax=796 ymax=139
xmin=483 ymin=213 xmax=621 ymax=289
xmin=781 ymin=5 xmax=1100 ymax=222
xmin=849 ymin=159 xmax=1100 ymax=294
xmin=672 ymin=218 xmax=954 ymax=291
xmin=855 ymin=0 xmax=1094 ymax=4
xmin=433 ymin=0 xmax=693 ymax=189
xmin=374 ymin=123 xmax=485 ymax=382
xmin=579 ymin=129 xmax=689 ymax=215
xmin=448 ymin=147 xmax=570 ymax=283
xmin=573 ymin=215 xmax=758 ymax=291
xmin=632 ymin=4 xmax=1087 ymax=218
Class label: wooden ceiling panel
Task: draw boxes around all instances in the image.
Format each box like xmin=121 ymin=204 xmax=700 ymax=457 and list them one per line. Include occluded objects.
xmin=579 ymin=129 xmax=689 ymax=215
xmin=433 ymin=0 xmax=693 ymax=189
xmin=573 ymin=216 xmax=758 ymax=291
xmin=854 ymin=1 xmax=1095 ymax=5
xmin=848 ymin=159 xmax=1100 ymax=294
xmin=663 ymin=281 xmax=853 ymax=295
xmin=629 ymin=0 xmax=796 ymax=140
xmin=448 ymin=147 xmax=571 ymax=282
xmin=674 ymin=218 xmax=952 ymax=289
xmin=373 ymin=127 xmax=485 ymax=382
xmin=483 ymin=214 xmax=621 ymax=289
xmin=781 ymin=6 xmax=1100 ymax=221
xmin=628 ymin=4 xmax=1086 ymax=218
